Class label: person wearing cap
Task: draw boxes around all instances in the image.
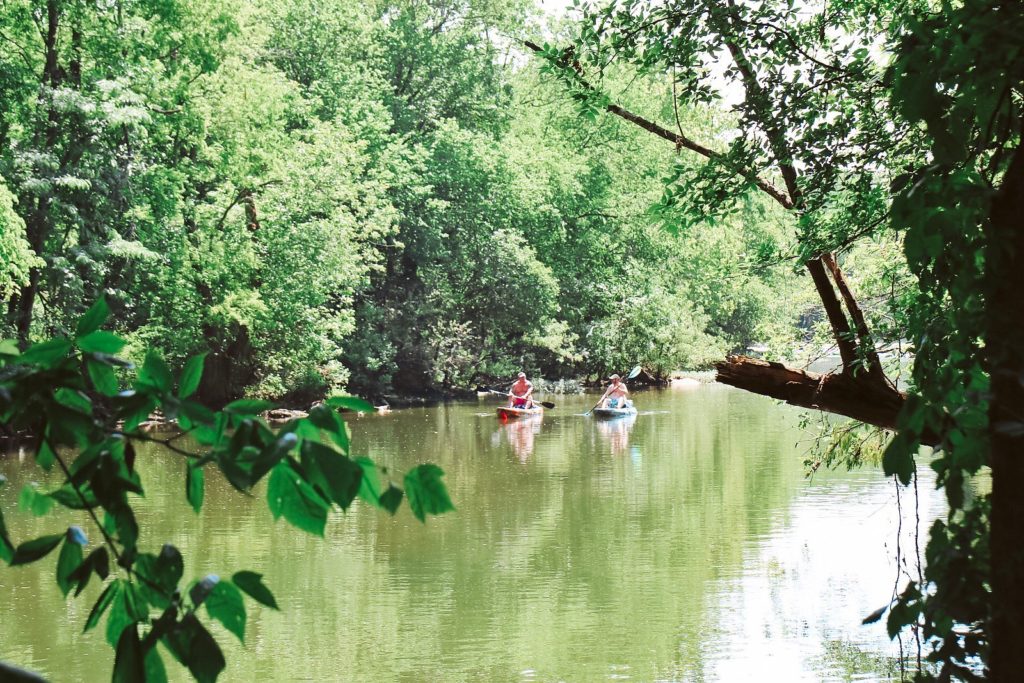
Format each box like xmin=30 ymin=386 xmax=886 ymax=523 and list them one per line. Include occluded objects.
xmin=598 ymin=373 xmax=631 ymax=410
xmin=508 ymin=372 xmax=535 ymax=409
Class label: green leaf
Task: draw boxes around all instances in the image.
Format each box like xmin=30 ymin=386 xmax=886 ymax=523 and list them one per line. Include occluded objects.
xmin=379 ymin=485 xmax=404 ymax=515
xmin=36 ymin=439 xmax=56 ymax=470
xmin=231 ymin=571 xmax=278 ymax=610
xmin=86 ymin=359 xmax=120 ymax=396
xmin=324 ymin=396 xmax=375 ymax=413
xmin=883 ymin=435 xmax=915 ymax=486
xmin=187 ymin=463 xmax=205 ymax=513
xmin=54 ymin=387 xmax=93 ymax=415
xmin=0 ymin=477 xmax=13 ymax=563
xmin=68 ymin=546 xmax=109 ymax=597
xmin=106 ymin=580 xmax=148 ymax=647
xmin=85 ymin=581 xmax=120 ymax=632
xmin=144 ymin=647 xmax=168 ymax=683
xmin=19 ymin=484 xmax=54 ymax=516
xmin=178 ymin=353 xmax=207 ymax=399
xmin=56 ymin=534 xmax=85 ymax=597
xmin=162 ymin=614 xmax=225 ymax=683
xmin=189 ymin=574 xmax=220 ymax=608
xmin=0 ymin=509 xmax=12 ymax=564
xmin=138 ymin=349 xmax=173 ymax=394
xmin=224 ymin=398 xmax=275 ymax=415
xmin=19 ymin=338 xmax=72 ymax=367
xmin=10 ymin=533 xmax=64 ymax=565
xmin=113 ymin=625 xmax=145 ymax=683
xmin=267 ymin=460 xmax=329 ymax=536
xmin=355 ymin=456 xmax=382 ymax=507
xmin=301 ymin=441 xmax=362 ymax=510
xmin=307 ymin=405 xmax=350 ymax=453
xmin=205 ymin=580 xmax=246 ymax=642
xmin=77 ymin=330 xmax=127 ymax=354
xmin=135 ymin=544 xmax=183 ymax=609
xmin=403 ymin=464 xmax=455 ymax=522
xmin=76 ymin=297 xmax=110 ymax=337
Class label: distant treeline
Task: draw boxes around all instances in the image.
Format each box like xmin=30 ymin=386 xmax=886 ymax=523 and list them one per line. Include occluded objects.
xmin=0 ymin=0 xmax=802 ymax=403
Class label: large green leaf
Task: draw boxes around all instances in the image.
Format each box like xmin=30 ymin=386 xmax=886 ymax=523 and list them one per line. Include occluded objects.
xmin=403 ymin=464 xmax=455 ymax=522
xmin=19 ymin=338 xmax=72 ymax=367
xmin=178 ymin=353 xmax=206 ymax=399
xmin=77 ymin=330 xmax=127 ymax=355
xmin=135 ymin=544 xmax=183 ymax=609
xmin=35 ymin=438 xmax=56 ymax=471
xmin=10 ymin=533 xmax=64 ymax=565
xmin=231 ymin=571 xmax=278 ymax=610
xmin=355 ymin=456 xmax=382 ymax=507
xmin=161 ymin=614 xmax=225 ymax=683
xmin=144 ymin=647 xmax=168 ymax=683
xmin=137 ymin=349 xmax=173 ymax=394
xmin=75 ymin=297 xmax=110 ymax=337
xmin=86 ymin=359 xmax=120 ymax=396
xmin=56 ymin=532 xmax=85 ymax=597
xmin=267 ymin=461 xmax=329 ymax=536
xmin=54 ymin=388 xmax=93 ymax=415
xmin=307 ymin=405 xmax=350 ymax=453
xmin=106 ymin=580 xmax=148 ymax=647
xmin=205 ymin=580 xmax=246 ymax=642
xmin=379 ymin=485 xmax=404 ymax=515
xmin=84 ymin=580 xmax=120 ymax=632
xmin=224 ymin=398 xmax=275 ymax=415
xmin=324 ymin=396 xmax=375 ymax=413
xmin=301 ymin=441 xmax=362 ymax=510
xmin=19 ymin=484 xmax=54 ymax=516
xmin=112 ymin=625 xmax=145 ymax=683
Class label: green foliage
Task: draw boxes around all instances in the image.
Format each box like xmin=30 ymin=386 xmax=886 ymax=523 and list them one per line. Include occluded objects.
xmin=0 ymin=305 xmax=453 ymax=681
xmin=881 ymin=0 xmax=1024 ymax=676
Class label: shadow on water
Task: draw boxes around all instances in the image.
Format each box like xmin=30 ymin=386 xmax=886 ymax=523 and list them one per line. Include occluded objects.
xmin=0 ymin=385 xmax=941 ymax=681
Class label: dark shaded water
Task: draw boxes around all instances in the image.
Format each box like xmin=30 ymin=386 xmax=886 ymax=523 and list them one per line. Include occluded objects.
xmin=0 ymin=384 xmax=940 ymax=681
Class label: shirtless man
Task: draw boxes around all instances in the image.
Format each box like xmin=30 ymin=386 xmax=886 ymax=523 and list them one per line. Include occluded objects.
xmin=508 ymin=372 xmax=534 ymax=409
xmin=599 ymin=373 xmax=630 ymax=409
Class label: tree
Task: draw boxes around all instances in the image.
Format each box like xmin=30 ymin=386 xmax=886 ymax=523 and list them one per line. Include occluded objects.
xmin=527 ymin=0 xmax=912 ymax=427
xmin=882 ymin=0 xmax=1024 ymax=677
xmin=0 ymin=299 xmax=454 ymax=680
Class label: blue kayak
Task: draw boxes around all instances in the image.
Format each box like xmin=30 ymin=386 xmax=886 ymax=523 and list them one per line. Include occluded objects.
xmin=592 ymin=405 xmax=637 ymax=419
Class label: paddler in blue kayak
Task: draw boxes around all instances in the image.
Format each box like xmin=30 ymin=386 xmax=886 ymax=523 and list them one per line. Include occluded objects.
xmin=598 ymin=373 xmax=632 ymax=410
xmin=508 ymin=372 xmax=535 ymax=409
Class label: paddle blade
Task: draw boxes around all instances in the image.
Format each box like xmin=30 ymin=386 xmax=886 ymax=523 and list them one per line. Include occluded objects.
xmin=627 ymin=365 xmax=642 ymax=379
xmin=538 ymin=400 xmax=555 ymax=410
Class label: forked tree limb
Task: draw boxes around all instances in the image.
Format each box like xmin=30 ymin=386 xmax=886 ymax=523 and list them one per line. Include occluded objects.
xmin=821 ymin=252 xmax=886 ymax=379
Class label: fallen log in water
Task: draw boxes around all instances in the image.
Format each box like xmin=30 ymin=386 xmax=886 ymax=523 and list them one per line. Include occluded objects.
xmin=714 ymin=355 xmax=908 ymax=433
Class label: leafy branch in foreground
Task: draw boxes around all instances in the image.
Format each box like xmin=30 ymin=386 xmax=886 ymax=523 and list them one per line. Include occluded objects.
xmin=0 ymin=297 xmax=454 ymax=682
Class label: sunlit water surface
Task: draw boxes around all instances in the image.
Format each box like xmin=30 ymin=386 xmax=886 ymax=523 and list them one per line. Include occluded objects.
xmin=1 ymin=384 xmax=941 ymax=681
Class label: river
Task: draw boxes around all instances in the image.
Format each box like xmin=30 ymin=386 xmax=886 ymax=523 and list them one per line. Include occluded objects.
xmin=0 ymin=383 xmax=942 ymax=681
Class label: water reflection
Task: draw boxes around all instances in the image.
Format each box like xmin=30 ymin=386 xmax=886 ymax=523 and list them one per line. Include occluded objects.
xmin=0 ymin=386 xmax=943 ymax=681
xmin=495 ymin=415 xmax=543 ymax=462
xmin=593 ymin=413 xmax=637 ymax=455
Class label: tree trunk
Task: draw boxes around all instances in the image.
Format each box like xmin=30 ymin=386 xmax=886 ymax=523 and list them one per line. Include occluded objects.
xmin=714 ymin=355 xmax=913 ymax=434
xmin=986 ymin=141 xmax=1024 ymax=678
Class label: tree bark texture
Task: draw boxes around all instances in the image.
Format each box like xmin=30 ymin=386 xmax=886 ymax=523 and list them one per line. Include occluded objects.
xmin=986 ymin=140 xmax=1024 ymax=679
xmin=714 ymin=355 xmax=910 ymax=432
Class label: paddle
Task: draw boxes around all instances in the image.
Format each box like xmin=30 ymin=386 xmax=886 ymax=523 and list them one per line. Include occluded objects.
xmin=585 ymin=365 xmax=642 ymax=415
xmin=476 ymin=387 xmax=555 ymax=410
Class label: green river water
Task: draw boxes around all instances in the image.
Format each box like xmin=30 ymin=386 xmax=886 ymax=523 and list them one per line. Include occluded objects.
xmin=0 ymin=383 xmax=942 ymax=681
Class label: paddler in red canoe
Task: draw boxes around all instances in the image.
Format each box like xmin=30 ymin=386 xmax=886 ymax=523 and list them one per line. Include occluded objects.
xmin=508 ymin=372 xmax=535 ymax=409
